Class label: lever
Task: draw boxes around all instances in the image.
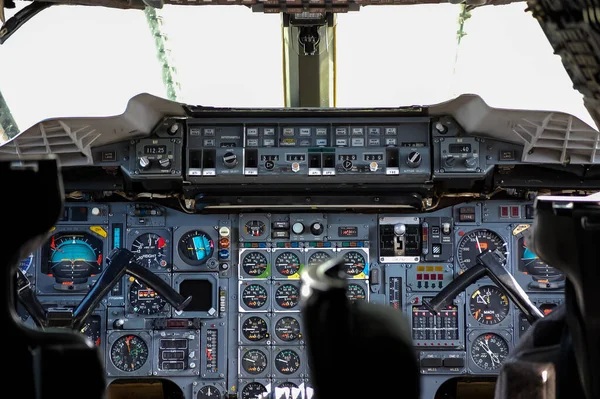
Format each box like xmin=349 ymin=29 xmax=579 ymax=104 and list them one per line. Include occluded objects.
xmin=15 ymin=269 xmax=47 ymax=328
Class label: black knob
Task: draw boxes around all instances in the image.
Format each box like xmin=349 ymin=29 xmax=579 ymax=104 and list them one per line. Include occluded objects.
xmin=407 ymin=152 xmax=422 ymax=168
xmin=310 ymin=222 xmax=324 ymax=235
xmin=223 ymin=152 xmax=238 ymax=168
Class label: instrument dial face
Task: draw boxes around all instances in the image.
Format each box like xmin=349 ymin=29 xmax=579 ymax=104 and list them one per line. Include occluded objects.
xmin=342 ymin=251 xmax=366 ymax=276
xmin=274 ymin=382 xmax=300 ymax=399
xmin=471 ymin=333 xmax=509 ymax=371
xmin=275 ymin=284 xmax=300 ymax=308
xmin=274 ymin=252 xmax=301 ymax=276
xmin=242 ymin=316 xmax=269 ymax=342
xmin=307 ymin=251 xmax=331 ymax=268
xmin=469 ymin=285 xmax=509 ymax=325
xmin=242 ymin=252 xmax=268 ymax=276
xmin=45 ymin=232 xmax=103 ymax=284
xmin=110 ymin=335 xmax=149 ymax=372
xmin=518 ymin=236 xmax=563 ymax=279
xmin=178 ymin=230 xmax=214 ymax=265
xmin=347 ymin=283 xmax=367 ymax=301
xmin=80 ymin=314 xmax=102 ymax=346
xmin=457 ymin=230 xmax=507 ymax=270
xmin=197 ymin=385 xmax=220 ymax=399
xmin=241 ymin=284 xmax=268 ymax=309
xmin=241 ymin=382 xmax=268 ymax=399
xmin=274 ymin=349 xmax=301 ymax=375
xmin=19 ymin=253 xmax=34 ymax=274
xmin=241 ymin=349 xmax=268 ymax=374
xmin=129 ymin=278 xmax=167 ymax=315
xmin=131 ymin=232 xmax=169 ymax=268
xmin=275 ymin=316 xmax=301 ymax=342
xmin=244 ymin=220 xmax=266 ymax=238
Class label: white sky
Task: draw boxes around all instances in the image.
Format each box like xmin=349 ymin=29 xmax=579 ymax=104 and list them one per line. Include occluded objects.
xmin=0 ymin=2 xmax=595 ymax=130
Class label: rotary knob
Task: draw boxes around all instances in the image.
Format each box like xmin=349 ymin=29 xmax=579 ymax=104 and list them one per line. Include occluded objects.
xmin=223 ymin=151 xmax=238 ymax=168
xmin=464 ymin=157 xmax=477 ymax=168
xmin=159 ymin=158 xmax=171 ymax=169
xmin=407 ymin=152 xmax=422 ymax=168
xmin=310 ymin=222 xmax=324 ymax=235
xmin=292 ymin=222 xmax=305 ymax=235
xmin=138 ymin=156 xmax=151 ymax=170
xmin=445 ymin=156 xmax=457 ymax=167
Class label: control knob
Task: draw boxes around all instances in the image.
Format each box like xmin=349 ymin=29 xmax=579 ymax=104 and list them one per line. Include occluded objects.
xmin=394 ymin=223 xmax=406 ymax=236
xmin=407 ymin=151 xmax=422 ymax=168
xmin=139 ymin=156 xmax=151 ymax=170
xmin=292 ymin=222 xmax=305 ymax=235
xmin=159 ymin=158 xmax=171 ymax=169
xmin=464 ymin=157 xmax=477 ymax=168
xmin=444 ymin=156 xmax=456 ymax=167
xmin=223 ymin=151 xmax=238 ymax=168
xmin=310 ymin=222 xmax=324 ymax=236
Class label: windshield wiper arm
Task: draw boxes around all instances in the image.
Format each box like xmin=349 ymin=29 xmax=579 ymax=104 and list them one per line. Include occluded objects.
xmin=0 ymin=2 xmax=53 ymax=45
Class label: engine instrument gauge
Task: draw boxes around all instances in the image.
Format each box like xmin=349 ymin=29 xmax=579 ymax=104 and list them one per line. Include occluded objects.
xmin=241 ymin=284 xmax=268 ymax=309
xmin=242 ymin=252 xmax=268 ymax=276
xmin=241 ymin=349 xmax=268 ymax=374
xmin=469 ymin=286 xmax=509 ymax=325
xmin=241 ymin=382 xmax=268 ymax=399
xmin=43 ymin=232 xmax=103 ymax=286
xmin=274 ymin=284 xmax=300 ymax=308
xmin=178 ymin=230 xmax=214 ymax=265
xmin=129 ymin=278 xmax=167 ymax=315
xmin=244 ymin=220 xmax=266 ymax=238
xmin=19 ymin=253 xmax=34 ymax=274
xmin=274 ymin=349 xmax=301 ymax=375
xmin=517 ymin=236 xmax=563 ymax=280
xmin=342 ymin=251 xmax=366 ymax=276
xmin=274 ymin=382 xmax=301 ymax=399
xmin=110 ymin=334 xmax=149 ymax=372
xmin=242 ymin=316 xmax=269 ymax=342
xmin=80 ymin=314 xmax=102 ymax=346
xmin=274 ymin=252 xmax=301 ymax=276
xmin=274 ymin=316 xmax=301 ymax=342
xmin=457 ymin=230 xmax=507 ymax=270
xmin=307 ymin=251 xmax=331 ymax=268
xmin=347 ymin=283 xmax=367 ymax=301
xmin=470 ymin=333 xmax=509 ymax=371
xmin=197 ymin=385 xmax=221 ymax=399
xmin=131 ymin=232 xmax=169 ymax=269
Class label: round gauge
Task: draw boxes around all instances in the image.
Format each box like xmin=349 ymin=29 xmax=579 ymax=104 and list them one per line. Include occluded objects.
xmin=197 ymin=385 xmax=220 ymax=399
xmin=129 ymin=278 xmax=167 ymax=315
xmin=518 ymin=236 xmax=563 ymax=279
xmin=347 ymin=283 xmax=367 ymax=301
xmin=275 ymin=316 xmax=301 ymax=342
xmin=44 ymin=232 xmax=103 ymax=284
xmin=178 ymin=230 xmax=214 ymax=265
xmin=457 ymin=230 xmax=507 ymax=270
xmin=80 ymin=314 xmax=102 ymax=346
xmin=274 ymin=349 xmax=301 ymax=375
xmin=469 ymin=285 xmax=509 ymax=325
xmin=241 ymin=284 xmax=268 ymax=309
xmin=307 ymin=251 xmax=331 ymax=268
xmin=241 ymin=382 xmax=268 ymax=399
xmin=19 ymin=253 xmax=34 ymax=274
xmin=110 ymin=334 xmax=149 ymax=372
xmin=131 ymin=232 xmax=169 ymax=269
xmin=471 ymin=333 xmax=509 ymax=371
xmin=242 ymin=316 xmax=269 ymax=342
xmin=274 ymin=382 xmax=300 ymax=399
xmin=241 ymin=349 xmax=268 ymax=375
xmin=342 ymin=251 xmax=366 ymax=276
xmin=244 ymin=220 xmax=266 ymax=238
xmin=274 ymin=252 xmax=301 ymax=276
xmin=242 ymin=252 xmax=268 ymax=276
xmin=275 ymin=284 xmax=300 ymax=309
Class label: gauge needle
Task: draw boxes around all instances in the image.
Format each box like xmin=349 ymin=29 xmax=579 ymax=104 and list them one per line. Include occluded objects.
xmin=475 ymin=236 xmax=482 ymax=253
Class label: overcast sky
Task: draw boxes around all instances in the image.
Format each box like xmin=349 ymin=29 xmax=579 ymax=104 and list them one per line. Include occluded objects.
xmin=0 ymin=2 xmax=594 ymax=130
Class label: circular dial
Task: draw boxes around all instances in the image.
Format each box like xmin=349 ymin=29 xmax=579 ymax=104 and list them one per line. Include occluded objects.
xmin=342 ymin=251 xmax=366 ymax=276
xmin=241 ymin=284 xmax=268 ymax=309
xmin=197 ymin=385 xmax=220 ymax=399
xmin=274 ymin=349 xmax=301 ymax=375
xmin=274 ymin=284 xmax=300 ymax=309
xmin=242 ymin=252 xmax=268 ymax=277
xmin=80 ymin=314 xmax=102 ymax=346
xmin=110 ymin=334 xmax=149 ymax=372
xmin=471 ymin=333 xmax=509 ymax=371
xmin=242 ymin=316 xmax=269 ymax=342
xmin=131 ymin=232 xmax=169 ymax=269
xmin=241 ymin=382 xmax=268 ymax=399
xmin=274 ymin=252 xmax=301 ymax=276
xmin=129 ymin=278 xmax=167 ymax=315
xmin=244 ymin=220 xmax=266 ymax=238
xmin=457 ymin=230 xmax=507 ymax=270
xmin=347 ymin=283 xmax=367 ymax=301
xmin=274 ymin=382 xmax=300 ymax=399
xmin=241 ymin=349 xmax=268 ymax=375
xmin=518 ymin=236 xmax=563 ymax=279
xmin=19 ymin=253 xmax=34 ymax=274
xmin=275 ymin=316 xmax=301 ymax=342
xmin=307 ymin=251 xmax=331 ymax=268
xmin=178 ymin=230 xmax=214 ymax=265
xmin=469 ymin=285 xmax=509 ymax=325
xmin=44 ymin=232 xmax=103 ymax=284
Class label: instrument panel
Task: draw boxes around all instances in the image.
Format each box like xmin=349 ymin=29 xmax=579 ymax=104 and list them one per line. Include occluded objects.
xmin=17 ymin=200 xmax=565 ymax=399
